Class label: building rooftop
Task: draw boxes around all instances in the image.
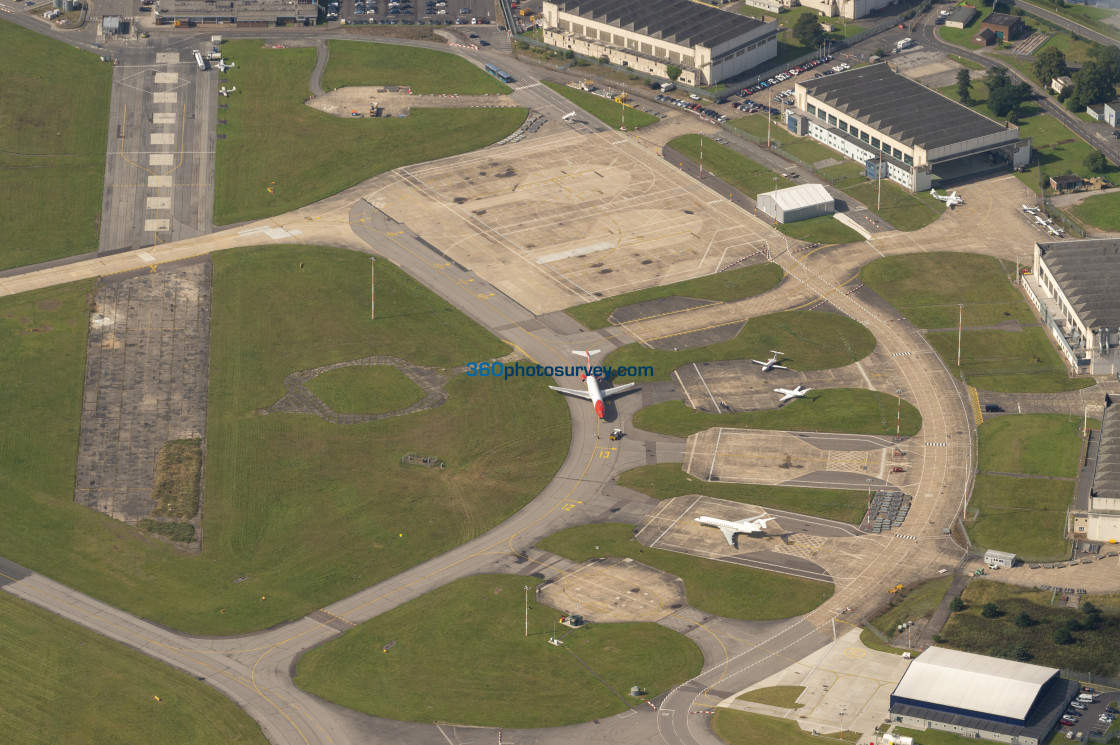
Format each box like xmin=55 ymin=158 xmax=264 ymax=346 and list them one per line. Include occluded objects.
xmin=892 ymin=647 xmax=1057 ymax=721
xmin=760 ymin=183 xmax=833 ymax=210
xmin=946 ymin=5 xmax=977 ymax=22
xmin=164 ymin=0 xmax=316 ymax=20
xmin=983 ymin=12 xmax=1021 ymax=26
xmin=1094 ymin=405 xmax=1120 ymax=502
xmin=798 ymin=63 xmax=1010 ymax=152
xmin=1039 ymin=239 xmax=1120 ymax=333
xmin=551 ymin=0 xmax=768 ymax=49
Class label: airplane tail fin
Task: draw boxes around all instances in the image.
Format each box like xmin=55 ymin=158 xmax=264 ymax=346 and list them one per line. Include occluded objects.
xmin=572 ymin=350 xmax=601 ymax=358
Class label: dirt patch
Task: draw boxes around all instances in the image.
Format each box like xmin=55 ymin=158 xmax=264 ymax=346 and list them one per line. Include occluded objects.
xmin=150 ymin=438 xmax=202 ymax=521
xmin=342 ymin=25 xmax=448 ymax=42
xmin=537 ymin=557 xmax=687 ymax=622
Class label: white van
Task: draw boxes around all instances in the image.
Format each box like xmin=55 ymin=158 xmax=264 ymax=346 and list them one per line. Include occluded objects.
xmin=1078 ymin=693 xmax=1095 ymax=703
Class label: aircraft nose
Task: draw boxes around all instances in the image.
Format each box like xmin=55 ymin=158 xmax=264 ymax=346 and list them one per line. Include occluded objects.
xmin=595 ymin=400 xmax=605 ymax=418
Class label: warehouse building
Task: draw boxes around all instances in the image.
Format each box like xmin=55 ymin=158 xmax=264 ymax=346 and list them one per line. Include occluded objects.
xmin=155 ymin=0 xmax=317 ymax=26
xmin=797 ymin=0 xmax=900 ymax=21
xmin=944 ymin=5 xmax=977 ymax=28
xmin=788 ymin=64 xmax=1031 ymax=192
xmin=1073 ymin=404 xmax=1120 ymax=542
xmin=980 ymin=12 xmax=1024 ymax=41
xmin=541 ymin=0 xmax=778 ymax=86
xmin=756 ymin=183 xmax=834 ymax=223
xmin=890 ymin=647 xmax=1076 ymax=745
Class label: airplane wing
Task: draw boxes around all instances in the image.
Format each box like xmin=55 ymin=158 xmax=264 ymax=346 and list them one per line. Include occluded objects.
xmin=750 ymin=359 xmax=767 ymax=366
xmin=549 ymin=386 xmax=592 ymax=400
xmin=601 ymin=382 xmax=635 ymax=397
xmin=771 ymin=363 xmax=788 ymax=370
xmin=719 ymin=527 xmax=738 ymax=546
xmin=778 ymin=392 xmax=796 ymax=403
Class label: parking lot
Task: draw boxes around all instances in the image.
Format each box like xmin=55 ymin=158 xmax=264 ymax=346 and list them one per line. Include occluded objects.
xmin=1059 ymin=688 xmax=1119 ymax=738
xmin=332 ymin=0 xmax=496 ymax=26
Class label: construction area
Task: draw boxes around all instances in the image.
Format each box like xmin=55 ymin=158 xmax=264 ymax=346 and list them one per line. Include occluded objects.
xmin=306 ymin=88 xmax=519 ymax=118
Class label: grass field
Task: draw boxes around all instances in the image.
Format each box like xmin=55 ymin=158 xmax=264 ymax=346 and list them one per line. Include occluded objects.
xmin=713 ymin=709 xmax=860 ymax=745
xmin=603 ymin=310 xmax=877 ymax=383
xmin=777 ymin=215 xmax=865 ymax=244
xmin=322 ymin=40 xmax=511 ymax=93
xmin=840 ymin=180 xmax=946 ymax=231
xmin=862 ymin=252 xmax=1033 ymax=329
xmin=820 ymin=161 xmax=868 ymax=188
xmin=633 ymin=389 xmax=921 ymax=438
xmin=869 ymin=575 xmax=954 ymax=639
xmin=927 ymin=326 xmax=1094 ymax=392
xmin=0 ymin=247 xmax=569 ymax=634
xmin=541 ymin=81 xmax=659 ymax=129
xmin=305 ymin=364 xmax=426 ymax=414
xmin=563 ymin=263 xmax=784 ymax=330
xmin=940 ymin=580 xmax=1120 ymax=676
xmin=1071 ymin=192 xmax=1120 ymax=233
xmin=668 ymin=134 xmax=795 ymax=198
xmin=737 ymin=686 xmax=805 ymax=708
xmin=1019 ymin=0 xmax=1120 ymax=42
xmin=618 ymin=463 xmax=870 ymax=524
xmin=295 ymin=574 xmax=702 ymax=727
xmin=538 ymin=523 xmax=833 ymax=620
xmin=214 ymin=40 xmax=527 ymax=224
xmin=965 ymin=474 xmax=1073 ymax=560
xmin=728 ymin=114 xmax=840 ymax=165
xmin=948 ymin=53 xmax=985 ymax=71
xmin=0 ymin=20 xmax=110 ymax=271
xmin=0 ymin=592 xmax=268 ymax=745
xmin=937 ymin=6 xmax=997 ymax=47
xmin=977 ymin=414 xmax=1086 ymax=477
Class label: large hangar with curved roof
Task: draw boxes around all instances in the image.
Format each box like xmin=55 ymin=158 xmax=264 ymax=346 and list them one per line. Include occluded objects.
xmin=890 ymin=647 xmax=1077 ymax=745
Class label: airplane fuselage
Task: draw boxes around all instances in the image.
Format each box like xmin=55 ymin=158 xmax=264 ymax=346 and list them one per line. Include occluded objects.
xmin=580 ymin=369 xmax=607 ymax=418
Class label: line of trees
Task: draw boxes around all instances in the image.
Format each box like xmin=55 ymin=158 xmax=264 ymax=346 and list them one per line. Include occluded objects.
xmin=1034 ymin=43 xmax=1120 ymax=112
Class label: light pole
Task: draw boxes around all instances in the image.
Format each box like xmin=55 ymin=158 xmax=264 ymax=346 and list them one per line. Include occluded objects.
xmin=524 ymin=585 xmax=529 ymax=637
xmin=896 ymin=388 xmax=903 ymax=441
xmin=957 ymin=304 xmax=964 ymax=369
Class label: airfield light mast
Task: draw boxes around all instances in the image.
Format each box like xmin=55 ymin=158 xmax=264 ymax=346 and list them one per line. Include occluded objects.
xmin=957 ymin=304 xmax=964 ymax=368
xmin=524 ymin=585 xmax=529 ymax=637
xmin=371 ymin=256 xmax=376 ymax=320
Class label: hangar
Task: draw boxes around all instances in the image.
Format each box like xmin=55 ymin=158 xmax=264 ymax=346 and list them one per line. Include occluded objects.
xmin=1072 ymin=403 xmax=1120 ymax=542
xmin=890 ymin=647 xmax=1077 ymax=745
xmin=789 ymin=64 xmax=1031 ymax=192
xmin=541 ymin=0 xmax=778 ymax=85
xmin=155 ymin=0 xmax=317 ymax=26
xmin=756 ymin=183 xmax=834 ymax=224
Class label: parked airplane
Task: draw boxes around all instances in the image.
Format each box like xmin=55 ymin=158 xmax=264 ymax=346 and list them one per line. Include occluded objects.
xmin=930 ymin=188 xmax=963 ymax=207
xmin=751 ymin=350 xmax=787 ymax=372
xmin=1022 ymin=204 xmax=1041 ymax=214
xmin=774 ymin=385 xmax=811 ymax=403
xmin=696 ymin=514 xmax=779 ymax=547
xmin=549 ymin=350 xmax=635 ymax=419
xmin=216 ymin=59 xmax=235 ymax=72
xmin=219 ymin=86 xmax=237 ymax=97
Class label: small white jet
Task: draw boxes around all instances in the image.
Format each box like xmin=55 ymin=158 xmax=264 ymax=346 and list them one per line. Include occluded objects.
xmin=1022 ymin=204 xmax=1041 ymax=214
xmin=774 ymin=385 xmax=811 ymax=404
xmin=696 ymin=514 xmax=779 ymax=547
xmin=549 ymin=350 xmax=635 ymax=419
xmin=216 ymin=59 xmax=235 ymax=72
xmin=219 ymin=86 xmax=237 ymax=97
xmin=930 ymin=188 xmax=963 ymax=207
xmin=751 ymin=350 xmax=787 ymax=372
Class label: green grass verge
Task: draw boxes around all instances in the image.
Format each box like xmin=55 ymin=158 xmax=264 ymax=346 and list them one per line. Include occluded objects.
xmin=538 ymin=523 xmax=833 ymax=620
xmin=940 ymin=580 xmax=1120 ymax=675
xmin=541 ymin=81 xmax=659 ymax=129
xmin=894 ymin=727 xmax=1001 ymax=745
xmin=0 ymin=20 xmax=110 ymax=271
xmin=214 ymin=40 xmax=527 ymax=224
xmin=305 ymin=364 xmax=426 ymax=414
xmin=0 ymin=247 xmax=569 ymax=634
xmin=322 ymin=40 xmax=511 ymax=93
xmin=965 ymin=474 xmax=1073 ymax=561
xmin=1071 ymin=192 xmax=1120 ymax=233
xmin=1018 ymin=0 xmax=1120 ymax=42
xmin=977 ymin=413 xmax=1086 ymax=477
xmin=927 ymin=326 xmax=1094 ymax=392
xmin=820 ymin=161 xmax=868 ymax=188
xmin=727 ymin=114 xmax=841 ymax=165
xmin=737 ymin=685 xmax=805 ymax=708
xmin=633 ymin=389 xmax=921 ymax=438
xmin=618 ymin=463 xmax=869 ymax=524
xmin=714 ymin=709 xmax=860 ymax=745
xmin=839 ymin=180 xmax=946 ymax=231
xmin=862 ymin=252 xmax=1033 ymax=329
xmin=669 ymin=134 xmax=794 ymax=198
xmin=777 ymin=215 xmax=865 ymax=244
xmin=948 ymin=53 xmax=985 ymax=71
xmin=0 ymin=592 xmax=268 ymax=745
xmin=603 ymin=310 xmax=877 ymax=383
xmin=295 ymin=574 xmax=703 ymax=727
xmin=563 ymin=263 xmax=783 ymax=331
xmin=860 ymin=627 xmax=911 ymax=655
xmin=869 ymin=575 xmax=954 ymax=639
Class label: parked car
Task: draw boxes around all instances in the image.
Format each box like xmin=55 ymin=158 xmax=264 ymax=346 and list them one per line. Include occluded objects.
xmin=1071 ymin=702 xmax=1087 ymax=711
xmin=1060 ymin=718 xmax=1077 ymax=727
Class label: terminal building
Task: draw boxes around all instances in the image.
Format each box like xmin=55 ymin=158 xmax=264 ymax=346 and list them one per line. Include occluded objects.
xmin=541 ymin=0 xmax=777 ymax=86
xmin=788 ymin=64 xmax=1031 ymax=192
xmin=890 ymin=647 xmax=1077 ymax=745
xmin=155 ymin=0 xmax=316 ymax=26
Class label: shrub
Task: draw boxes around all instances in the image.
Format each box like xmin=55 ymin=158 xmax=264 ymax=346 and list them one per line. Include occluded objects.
xmin=981 ymin=602 xmax=1001 ymax=619
xmin=950 ymin=596 xmax=965 ymax=612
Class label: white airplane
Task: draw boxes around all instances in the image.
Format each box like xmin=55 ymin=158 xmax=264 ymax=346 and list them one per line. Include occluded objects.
xmin=549 ymin=350 xmax=635 ymax=419
xmin=930 ymin=188 xmax=963 ymax=207
xmin=696 ymin=514 xmax=779 ymax=547
xmin=774 ymin=385 xmax=811 ymax=404
xmin=219 ymin=86 xmax=237 ymax=97
xmin=216 ymin=59 xmax=235 ymax=72
xmin=751 ymin=350 xmax=787 ymax=372
xmin=1022 ymin=204 xmax=1041 ymax=214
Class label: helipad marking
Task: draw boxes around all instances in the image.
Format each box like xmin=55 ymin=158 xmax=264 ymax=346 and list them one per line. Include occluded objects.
xmin=843 ymin=647 xmax=867 ymax=658
xmin=153 ymin=91 xmax=177 ymax=103
xmin=150 ymin=133 xmax=175 ymax=145
xmin=146 ymin=197 xmax=172 ymax=210
xmin=143 ymin=219 xmax=170 ymax=232
xmin=149 ymin=153 xmax=174 ymax=166
xmin=153 ymin=112 xmax=177 ymax=125
xmin=153 ymin=72 xmax=179 ymax=84
xmin=147 ymin=175 xmax=173 ymax=187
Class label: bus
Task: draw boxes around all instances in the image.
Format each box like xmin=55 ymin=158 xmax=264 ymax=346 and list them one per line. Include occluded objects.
xmin=484 ymin=63 xmax=513 ymax=84
xmin=193 ymin=49 xmax=207 ymax=70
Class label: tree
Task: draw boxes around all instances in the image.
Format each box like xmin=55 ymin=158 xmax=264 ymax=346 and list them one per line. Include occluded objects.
xmin=1010 ymin=641 xmax=1033 ymax=662
xmin=985 ymin=65 xmax=1012 ymax=91
xmin=1087 ymin=43 xmax=1120 ymax=85
xmin=1053 ymin=627 xmax=1075 ymax=645
xmin=1081 ymin=601 xmax=1098 ymax=615
xmin=1057 ymin=86 xmax=1071 ymax=102
xmin=981 ymin=602 xmax=1001 ymax=618
xmin=949 ymin=596 xmax=965 ymax=612
xmin=988 ymin=85 xmax=1018 ymax=117
xmin=666 ymin=64 xmax=682 ymax=82
xmin=793 ymin=13 xmax=825 ymax=48
xmin=874 ymin=47 xmax=887 ymax=58
xmin=1072 ymin=60 xmax=1117 ymax=106
xmin=957 ymin=68 xmax=973 ymax=103
xmin=1014 ymin=611 xmax=1034 ymax=628
xmin=1033 ymin=46 xmax=1068 ymax=86
xmin=1084 ymin=150 xmax=1109 ymax=173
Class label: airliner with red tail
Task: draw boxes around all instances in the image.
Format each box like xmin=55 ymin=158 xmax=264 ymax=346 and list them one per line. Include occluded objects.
xmin=549 ymin=350 xmax=635 ymax=419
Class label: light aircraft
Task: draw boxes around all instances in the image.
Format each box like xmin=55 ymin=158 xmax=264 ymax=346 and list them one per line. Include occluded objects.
xmin=1022 ymin=204 xmax=1041 ymax=214
xmin=696 ymin=514 xmax=779 ymax=547
xmin=549 ymin=350 xmax=634 ymax=419
xmin=219 ymin=86 xmax=237 ymax=97
xmin=751 ymin=350 xmax=787 ymax=372
xmin=562 ymin=111 xmax=576 ymax=121
xmin=774 ymin=385 xmax=811 ymax=404
xmin=216 ymin=59 xmax=235 ymax=72
xmin=930 ymin=188 xmax=963 ymax=207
